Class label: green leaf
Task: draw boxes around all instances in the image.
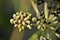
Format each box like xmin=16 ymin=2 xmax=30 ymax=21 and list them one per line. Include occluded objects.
xmin=43 ymin=29 xmax=58 ymax=40
xmin=29 ymin=30 xmax=43 ymax=40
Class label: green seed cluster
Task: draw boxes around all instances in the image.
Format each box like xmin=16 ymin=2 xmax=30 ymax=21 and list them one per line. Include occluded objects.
xmin=10 ymin=11 xmax=60 ymax=38
xmin=10 ymin=11 xmax=46 ymax=32
xmin=10 ymin=11 xmax=32 ymax=32
xmin=10 ymin=11 xmax=58 ymax=31
xmin=10 ymin=11 xmax=60 ymax=39
xmin=39 ymin=34 xmax=51 ymax=40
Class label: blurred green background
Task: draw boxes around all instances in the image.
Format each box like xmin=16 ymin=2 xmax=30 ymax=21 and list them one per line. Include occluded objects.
xmin=0 ymin=0 xmax=15 ymax=40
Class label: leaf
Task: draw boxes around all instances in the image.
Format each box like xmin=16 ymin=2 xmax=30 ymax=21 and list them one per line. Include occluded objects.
xmin=43 ymin=28 xmax=58 ymax=40
xmin=28 ymin=30 xmax=43 ymax=40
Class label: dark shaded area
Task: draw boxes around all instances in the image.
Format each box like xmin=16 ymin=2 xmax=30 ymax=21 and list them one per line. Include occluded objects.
xmin=0 ymin=0 xmax=15 ymax=40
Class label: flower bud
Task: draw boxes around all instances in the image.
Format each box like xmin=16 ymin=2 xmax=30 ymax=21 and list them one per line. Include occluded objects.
xmin=10 ymin=19 xmax=14 ymax=24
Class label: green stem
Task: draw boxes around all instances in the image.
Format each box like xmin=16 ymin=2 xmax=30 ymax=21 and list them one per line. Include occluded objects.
xmin=44 ymin=1 xmax=48 ymax=20
xmin=30 ymin=0 xmax=40 ymax=18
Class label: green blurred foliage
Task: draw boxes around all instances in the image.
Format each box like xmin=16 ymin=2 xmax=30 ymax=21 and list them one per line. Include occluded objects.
xmin=0 ymin=0 xmax=4 ymax=5
xmin=0 ymin=0 xmax=12 ymax=31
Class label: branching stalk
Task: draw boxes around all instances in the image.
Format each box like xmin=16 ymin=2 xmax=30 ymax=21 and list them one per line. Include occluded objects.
xmin=29 ymin=0 xmax=40 ymax=18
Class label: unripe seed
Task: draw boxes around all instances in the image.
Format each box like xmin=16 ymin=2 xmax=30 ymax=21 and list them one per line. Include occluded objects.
xmin=10 ymin=19 xmax=14 ymax=24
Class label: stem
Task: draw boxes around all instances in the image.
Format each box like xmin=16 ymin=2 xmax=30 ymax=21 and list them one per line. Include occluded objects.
xmin=30 ymin=0 xmax=40 ymax=18
xmin=44 ymin=1 xmax=48 ymax=20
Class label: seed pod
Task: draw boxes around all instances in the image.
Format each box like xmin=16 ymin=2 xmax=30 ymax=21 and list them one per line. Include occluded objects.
xmin=23 ymin=13 xmax=26 ymax=17
xmin=13 ymin=20 xmax=17 ymax=24
xmin=10 ymin=19 xmax=14 ymax=24
xmin=27 ymin=25 xmax=32 ymax=30
xmin=53 ymin=17 xmax=57 ymax=20
xmin=20 ymin=11 xmax=23 ymax=15
xmin=28 ymin=14 xmax=32 ymax=17
xmin=36 ymin=21 xmax=40 ymax=25
xmin=54 ymin=11 xmax=57 ymax=14
xmin=53 ymin=21 xmax=58 ymax=24
xmin=24 ymin=18 xmax=28 ymax=21
xmin=32 ymin=17 xmax=37 ymax=22
xmin=37 ymin=25 xmax=41 ymax=29
xmin=49 ymin=39 xmax=51 ymax=40
xmin=50 ymin=27 xmax=54 ymax=30
xmin=18 ymin=24 xmax=21 ymax=28
xmin=19 ymin=28 xmax=22 ymax=32
xmin=18 ymin=20 xmax=21 ymax=23
xmin=27 ymin=14 xmax=32 ymax=19
xmin=36 ymin=39 xmax=38 ymax=40
xmin=25 ymin=20 xmax=30 ymax=24
xmin=21 ymin=15 xmax=24 ymax=20
xmin=47 ymin=34 xmax=49 ymax=39
xmin=58 ymin=14 xmax=60 ymax=16
xmin=16 ymin=12 xmax=19 ymax=15
xmin=27 ymin=12 xmax=29 ymax=15
xmin=21 ymin=26 xmax=24 ymax=30
xmin=38 ymin=16 xmax=41 ymax=19
xmin=40 ymin=36 xmax=43 ymax=40
xmin=16 ymin=16 xmax=20 ymax=19
xmin=38 ymin=25 xmax=44 ymax=30
xmin=26 ymin=16 xmax=30 ymax=19
xmin=14 ymin=24 xmax=18 ymax=27
xmin=55 ymin=33 xmax=60 ymax=38
xmin=22 ymin=21 xmax=26 ymax=26
xmin=19 ymin=11 xmax=22 ymax=16
xmin=13 ymin=14 xmax=16 ymax=19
